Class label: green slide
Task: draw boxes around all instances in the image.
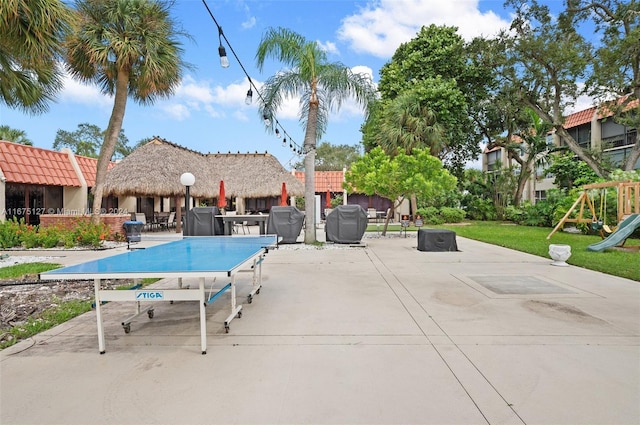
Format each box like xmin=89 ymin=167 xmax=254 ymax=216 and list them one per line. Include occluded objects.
xmin=587 ymin=214 xmax=640 ymax=252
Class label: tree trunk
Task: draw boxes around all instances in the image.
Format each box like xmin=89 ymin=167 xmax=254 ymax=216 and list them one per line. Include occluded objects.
xmin=410 ymin=193 xmax=418 ymax=218
xmin=623 ymin=141 xmax=640 ymax=171
xmin=91 ymin=70 xmax=128 ymax=225
xmin=303 ymin=100 xmax=319 ymax=244
xmin=529 ymin=103 xmax=607 ymax=178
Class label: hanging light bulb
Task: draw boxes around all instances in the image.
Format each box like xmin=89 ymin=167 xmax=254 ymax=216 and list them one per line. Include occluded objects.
xmin=263 ymin=113 xmax=271 ymax=127
xmin=282 ymin=137 xmax=287 ymax=147
xmin=218 ymin=27 xmax=229 ymax=68
xmin=245 ymin=87 xmax=253 ymax=105
xmin=275 ymin=128 xmax=281 ymax=138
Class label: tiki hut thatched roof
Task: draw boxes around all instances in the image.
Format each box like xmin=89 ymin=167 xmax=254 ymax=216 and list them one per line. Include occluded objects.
xmin=206 ymin=152 xmax=303 ymax=198
xmin=103 ymin=137 xmax=303 ymax=198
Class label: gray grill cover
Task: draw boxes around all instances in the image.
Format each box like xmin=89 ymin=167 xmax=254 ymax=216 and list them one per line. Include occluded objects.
xmin=267 ymin=206 xmax=305 ymax=243
xmin=325 ymin=205 xmax=368 ymax=244
xmin=186 ymin=207 xmax=224 ymax=236
xmin=417 ymin=229 xmax=458 ymax=252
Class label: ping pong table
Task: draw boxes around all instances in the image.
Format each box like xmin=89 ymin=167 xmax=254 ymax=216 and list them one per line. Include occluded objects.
xmin=40 ymin=235 xmax=279 ymax=354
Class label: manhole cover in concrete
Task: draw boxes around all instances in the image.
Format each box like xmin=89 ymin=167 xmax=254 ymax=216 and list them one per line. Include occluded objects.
xmin=468 ymin=275 xmax=576 ymax=295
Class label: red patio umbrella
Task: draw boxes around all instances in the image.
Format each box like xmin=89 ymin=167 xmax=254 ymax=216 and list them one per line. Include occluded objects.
xmin=217 ymin=180 xmax=227 ymax=209
xmin=326 ymin=189 xmax=331 ymax=208
xmin=280 ymin=182 xmax=288 ymax=206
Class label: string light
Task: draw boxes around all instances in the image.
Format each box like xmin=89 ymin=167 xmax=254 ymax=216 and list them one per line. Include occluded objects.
xmin=201 ymin=0 xmax=305 ymax=157
xmin=217 ymin=27 xmax=229 ymax=68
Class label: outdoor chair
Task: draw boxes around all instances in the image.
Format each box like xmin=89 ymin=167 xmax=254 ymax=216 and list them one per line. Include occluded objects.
xmin=166 ymin=212 xmax=176 ymax=229
xmin=135 ymin=213 xmax=148 ymax=231
xmin=226 ymin=211 xmax=247 ymax=234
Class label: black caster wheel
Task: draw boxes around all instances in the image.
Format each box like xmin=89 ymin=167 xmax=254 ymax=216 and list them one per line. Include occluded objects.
xmin=148 ymin=309 xmax=154 ymax=319
xmin=123 ymin=323 xmax=131 ymax=334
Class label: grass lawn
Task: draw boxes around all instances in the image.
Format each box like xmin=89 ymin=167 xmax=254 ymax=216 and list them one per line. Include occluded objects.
xmin=367 ymin=221 xmax=640 ymax=282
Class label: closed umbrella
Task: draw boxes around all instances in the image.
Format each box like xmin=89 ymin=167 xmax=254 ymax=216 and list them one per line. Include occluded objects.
xmin=280 ymin=182 xmax=288 ymax=206
xmin=326 ymin=189 xmax=331 ymax=208
xmin=218 ymin=180 xmax=227 ymax=209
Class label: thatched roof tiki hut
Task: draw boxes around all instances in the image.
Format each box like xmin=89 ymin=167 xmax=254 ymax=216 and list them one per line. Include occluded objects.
xmin=103 ymin=137 xmax=303 ymax=232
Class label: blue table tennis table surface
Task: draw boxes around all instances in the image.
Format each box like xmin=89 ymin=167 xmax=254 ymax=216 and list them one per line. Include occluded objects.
xmin=41 ymin=235 xmax=278 ymax=279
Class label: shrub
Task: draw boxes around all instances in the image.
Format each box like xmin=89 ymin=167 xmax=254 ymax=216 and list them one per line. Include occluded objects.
xmin=417 ymin=207 xmax=440 ymax=224
xmin=39 ymin=226 xmax=63 ymax=248
xmin=439 ymin=207 xmax=465 ymax=223
xmin=0 ymin=218 xmax=24 ymax=248
xmin=0 ymin=218 xmax=110 ymax=249
xmin=70 ymin=219 xmax=111 ymax=247
xmin=20 ymin=225 xmax=41 ymax=248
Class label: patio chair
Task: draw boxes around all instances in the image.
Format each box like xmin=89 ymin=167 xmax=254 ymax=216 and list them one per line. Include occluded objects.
xmin=226 ymin=211 xmax=247 ymax=234
xmin=367 ymin=208 xmax=377 ymax=222
xmin=166 ymin=212 xmax=176 ymax=229
xmin=134 ymin=213 xmax=148 ymax=231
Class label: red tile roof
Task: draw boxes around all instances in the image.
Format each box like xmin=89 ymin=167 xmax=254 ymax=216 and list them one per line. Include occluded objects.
xmin=293 ymin=170 xmax=345 ymax=192
xmin=0 ymin=141 xmax=112 ymax=187
xmin=0 ymin=141 xmax=82 ymax=186
xmin=75 ymin=154 xmax=115 ymax=187
xmin=563 ymin=107 xmax=596 ymax=129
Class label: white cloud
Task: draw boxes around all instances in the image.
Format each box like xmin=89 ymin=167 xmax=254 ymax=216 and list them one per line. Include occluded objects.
xmin=317 ymin=40 xmax=339 ymax=55
xmin=242 ymin=16 xmax=256 ymax=29
xmin=338 ymin=0 xmax=511 ymax=58
xmin=59 ymin=73 xmax=112 ymax=108
xmin=160 ymin=103 xmax=190 ymax=120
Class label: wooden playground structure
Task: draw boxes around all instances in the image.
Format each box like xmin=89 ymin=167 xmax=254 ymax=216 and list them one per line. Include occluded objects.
xmin=547 ymin=180 xmax=640 ymax=239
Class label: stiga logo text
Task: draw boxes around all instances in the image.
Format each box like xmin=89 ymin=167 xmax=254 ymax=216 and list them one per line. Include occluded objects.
xmin=135 ymin=291 xmax=164 ymax=300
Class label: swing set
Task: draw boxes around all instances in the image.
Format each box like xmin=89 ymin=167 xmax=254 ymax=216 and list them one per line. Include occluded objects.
xmin=547 ymin=180 xmax=640 ymax=239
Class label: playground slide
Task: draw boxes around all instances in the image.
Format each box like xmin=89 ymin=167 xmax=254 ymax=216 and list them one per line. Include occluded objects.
xmin=587 ymin=214 xmax=640 ymax=252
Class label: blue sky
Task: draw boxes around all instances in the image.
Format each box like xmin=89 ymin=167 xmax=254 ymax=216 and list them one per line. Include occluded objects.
xmin=2 ymin=0 xmax=589 ymax=170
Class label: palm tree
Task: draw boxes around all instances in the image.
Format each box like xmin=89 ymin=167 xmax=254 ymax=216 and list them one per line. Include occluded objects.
xmin=255 ymin=27 xmax=377 ymax=243
xmin=0 ymin=125 xmax=32 ymax=145
xmin=375 ymin=90 xmax=445 ymax=217
xmin=509 ymin=108 xmax=554 ymax=205
xmin=64 ymin=0 xmax=189 ymax=224
xmin=0 ymin=0 xmax=73 ymax=113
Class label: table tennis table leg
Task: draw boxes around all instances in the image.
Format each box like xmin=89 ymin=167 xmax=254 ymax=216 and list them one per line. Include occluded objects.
xmin=94 ymin=278 xmax=106 ymax=354
xmin=247 ymin=257 xmax=263 ymax=304
xmin=199 ymin=278 xmax=207 ymax=354
xmin=224 ymin=274 xmax=242 ymax=333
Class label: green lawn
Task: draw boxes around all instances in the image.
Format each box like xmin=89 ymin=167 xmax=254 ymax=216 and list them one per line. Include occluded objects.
xmin=368 ymin=221 xmax=640 ymax=282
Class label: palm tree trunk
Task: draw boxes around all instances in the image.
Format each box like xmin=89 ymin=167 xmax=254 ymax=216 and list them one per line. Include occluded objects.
xmin=91 ymin=70 xmax=128 ymax=225
xmin=303 ymin=101 xmax=319 ymax=243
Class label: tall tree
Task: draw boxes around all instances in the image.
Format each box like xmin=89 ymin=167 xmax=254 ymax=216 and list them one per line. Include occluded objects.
xmin=293 ymin=142 xmax=362 ymax=171
xmin=565 ymin=0 xmax=640 ymax=171
xmin=504 ymin=0 xmax=606 ymax=176
xmin=255 ymin=27 xmax=377 ymax=243
xmin=369 ymin=24 xmax=487 ymax=175
xmin=64 ymin=0 xmax=189 ymax=223
xmin=0 ymin=0 xmax=73 ymax=113
xmin=370 ymin=88 xmax=446 ymax=215
xmin=53 ymin=122 xmax=132 ymax=158
xmin=0 ymin=125 xmax=32 ymax=145
xmin=508 ymin=108 xmax=555 ymax=204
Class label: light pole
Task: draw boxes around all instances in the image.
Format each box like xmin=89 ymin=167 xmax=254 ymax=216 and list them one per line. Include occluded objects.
xmin=180 ymin=172 xmax=195 ymax=236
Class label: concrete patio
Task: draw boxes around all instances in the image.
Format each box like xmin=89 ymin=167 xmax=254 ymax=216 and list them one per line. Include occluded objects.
xmin=1 ymin=232 xmax=638 ymax=424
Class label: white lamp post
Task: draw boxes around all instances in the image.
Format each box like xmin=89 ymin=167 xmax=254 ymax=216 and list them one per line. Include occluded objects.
xmin=180 ymin=172 xmax=195 ymax=236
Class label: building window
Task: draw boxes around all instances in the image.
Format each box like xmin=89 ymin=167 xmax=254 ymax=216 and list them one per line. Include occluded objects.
xmin=535 ymin=190 xmax=547 ymax=202
xmin=486 ymin=149 xmax=501 ymax=171
xmin=567 ymin=124 xmax=591 ymax=149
